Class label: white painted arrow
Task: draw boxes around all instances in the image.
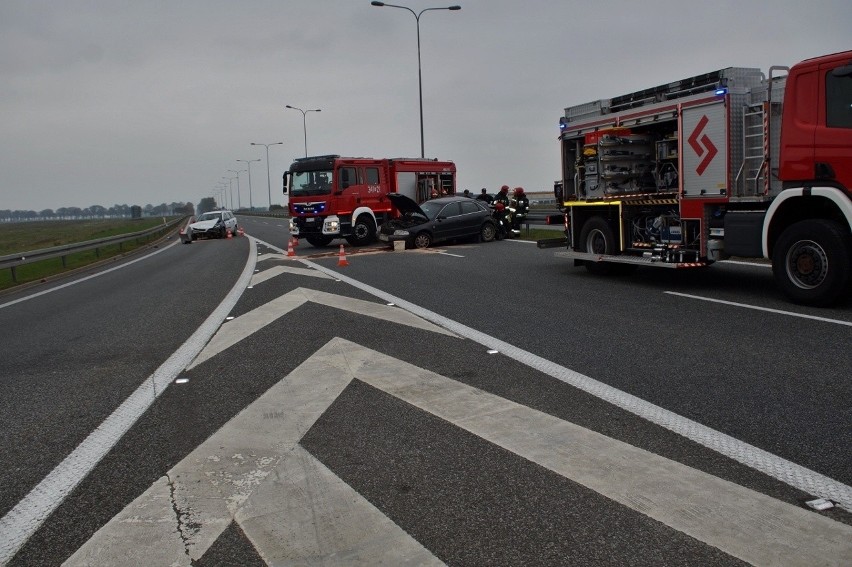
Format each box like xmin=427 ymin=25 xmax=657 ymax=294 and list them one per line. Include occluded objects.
xmin=249 ymin=265 xmax=334 ymax=287
xmin=66 ymin=338 xmax=852 ymax=566
xmin=187 ymin=287 xmax=455 ymax=370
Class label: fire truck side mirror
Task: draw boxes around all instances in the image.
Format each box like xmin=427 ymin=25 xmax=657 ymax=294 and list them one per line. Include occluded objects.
xmin=282 ymin=172 xmax=289 ymax=194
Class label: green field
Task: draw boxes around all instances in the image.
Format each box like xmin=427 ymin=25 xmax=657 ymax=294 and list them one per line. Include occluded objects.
xmin=0 ymin=218 xmax=176 ymax=290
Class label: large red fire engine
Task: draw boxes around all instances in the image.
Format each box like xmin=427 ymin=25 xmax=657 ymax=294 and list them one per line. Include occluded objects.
xmin=284 ymin=155 xmax=456 ymax=247
xmin=545 ymin=50 xmax=852 ymax=306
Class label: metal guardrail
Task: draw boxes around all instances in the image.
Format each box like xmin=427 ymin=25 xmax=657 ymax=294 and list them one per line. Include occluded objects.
xmin=0 ymin=217 xmax=186 ymax=283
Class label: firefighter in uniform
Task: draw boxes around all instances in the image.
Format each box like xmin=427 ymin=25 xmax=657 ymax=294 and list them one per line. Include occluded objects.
xmin=492 ymin=185 xmax=511 ymax=238
xmin=511 ymin=186 xmax=530 ymax=236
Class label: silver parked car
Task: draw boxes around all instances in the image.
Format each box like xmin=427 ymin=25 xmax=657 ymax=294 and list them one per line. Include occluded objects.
xmin=188 ymin=210 xmax=239 ymax=240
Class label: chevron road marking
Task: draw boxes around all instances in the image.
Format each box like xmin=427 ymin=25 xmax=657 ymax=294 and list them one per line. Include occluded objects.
xmin=186 ymin=287 xmax=455 ymax=371
xmin=249 ymin=264 xmax=334 ymax=287
xmin=65 ymin=338 xmax=852 ymax=566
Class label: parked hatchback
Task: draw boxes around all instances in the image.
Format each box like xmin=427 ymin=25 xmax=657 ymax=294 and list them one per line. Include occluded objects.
xmin=379 ymin=195 xmax=496 ymax=249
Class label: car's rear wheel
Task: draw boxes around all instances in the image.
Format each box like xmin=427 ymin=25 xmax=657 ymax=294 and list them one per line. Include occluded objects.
xmin=413 ymin=231 xmax=432 ymax=249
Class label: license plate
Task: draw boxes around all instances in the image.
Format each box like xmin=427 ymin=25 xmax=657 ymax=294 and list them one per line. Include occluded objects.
xmin=305 ymin=217 xmax=315 ymax=223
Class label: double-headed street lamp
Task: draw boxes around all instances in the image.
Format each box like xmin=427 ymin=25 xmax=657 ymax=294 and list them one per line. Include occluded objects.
xmin=285 ymin=105 xmax=321 ymax=157
xmin=371 ymin=1 xmax=461 ymax=158
xmin=251 ymin=142 xmax=284 ymax=209
xmin=236 ymin=159 xmax=261 ymax=210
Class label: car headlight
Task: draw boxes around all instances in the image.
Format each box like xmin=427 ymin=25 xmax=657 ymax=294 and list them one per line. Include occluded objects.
xmin=393 ymin=229 xmax=410 ymax=236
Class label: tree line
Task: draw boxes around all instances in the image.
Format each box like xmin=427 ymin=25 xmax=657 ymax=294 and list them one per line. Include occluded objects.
xmin=0 ymin=202 xmax=195 ymax=222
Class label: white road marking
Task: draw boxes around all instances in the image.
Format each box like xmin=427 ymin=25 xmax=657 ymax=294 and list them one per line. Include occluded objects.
xmin=186 ymin=287 xmax=455 ymax=370
xmin=249 ymin=265 xmax=333 ymax=287
xmin=666 ymin=291 xmax=852 ymax=327
xmin=0 ymin=239 xmax=257 ymax=565
xmin=288 ymin=255 xmax=852 ymax=512
xmin=438 ymin=252 xmax=464 ymax=258
xmin=0 ymin=240 xmax=178 ymax=310
xmin=63 ymin=338 xmax=444 ymax=566
xmin=66 ymin=339 xmax=852 ymax=566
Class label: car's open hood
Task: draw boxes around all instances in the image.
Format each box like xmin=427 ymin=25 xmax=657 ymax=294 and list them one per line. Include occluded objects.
xmin=388 ymin=193 xmax=428 ymax=219
xmin=189 ymin=218 xmax=220 ymax=230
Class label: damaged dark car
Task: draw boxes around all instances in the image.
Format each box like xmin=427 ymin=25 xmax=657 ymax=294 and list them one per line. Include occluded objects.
xmin=379 ymin=194 xmax=497 ymax=249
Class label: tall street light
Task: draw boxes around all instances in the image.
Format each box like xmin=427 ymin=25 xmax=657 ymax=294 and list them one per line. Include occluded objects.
xmin=222 ymin=177 xmax=236 ymax=210
xmin=251 ymin=142 xmax=284 ymax=209
xmin=237 ymin=159 xmax=261 ymax=210
xmin=285 ymin=105 xmax=321 ymax=157
xmin=371 ymin=1 xmax=461 ymax=158
xmin=227 ymin=169 xmax=246 ymax=210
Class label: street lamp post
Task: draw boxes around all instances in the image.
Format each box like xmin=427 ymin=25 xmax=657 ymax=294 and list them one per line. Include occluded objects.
xmin=251 ymin=142 xmax=284 ymax=209
xmin=371 ymin=1 xmax=461 ymax=158
xmin=227 ymin=169 xmax=246 ymax=210
xmin=237 ymin=159 xmax=261 ymax=210
xmin=285 ymin=105 xmax=321 ymax=157
xmin=222 ymin=176 xmax=236 ymax=210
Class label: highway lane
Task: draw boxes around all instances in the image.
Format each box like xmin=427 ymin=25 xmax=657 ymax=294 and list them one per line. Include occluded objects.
xmin=0 ymin=234 xmax=250 ymax=521
xmin=2 ymin=219 xmax=850 ymax=565
xmin=222 ymin=215 xmax=852 ymax=486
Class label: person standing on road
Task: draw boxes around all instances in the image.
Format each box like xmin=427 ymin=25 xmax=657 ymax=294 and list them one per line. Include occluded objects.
xmin=476 ymin=188 xmax=493 ymax=204
xmin=511 ymin=186 xmax=530 ymax=236
xmin=493 ymin=185 xmax=510 ymax=207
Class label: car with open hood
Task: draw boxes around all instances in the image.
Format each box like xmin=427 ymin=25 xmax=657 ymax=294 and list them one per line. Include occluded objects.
xmin=188 ymin=210 xmax=239 ymax=240
xmin=378 ymin=194 xmax=496 ymax=249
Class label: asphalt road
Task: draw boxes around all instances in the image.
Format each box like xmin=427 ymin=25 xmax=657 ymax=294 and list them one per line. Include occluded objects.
xmin=0 ymin=216 xmax=850 ymax=566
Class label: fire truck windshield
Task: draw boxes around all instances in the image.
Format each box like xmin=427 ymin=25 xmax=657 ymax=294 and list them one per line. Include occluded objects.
xmin=290 ymin=170 xmax=333 ymax=196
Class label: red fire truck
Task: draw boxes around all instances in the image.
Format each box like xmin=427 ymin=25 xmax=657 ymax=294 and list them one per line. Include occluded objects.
xmin=284 ymin=155 xmax=456 ymax=247
xmin=545 ymin=50 xmax=852 ymax=306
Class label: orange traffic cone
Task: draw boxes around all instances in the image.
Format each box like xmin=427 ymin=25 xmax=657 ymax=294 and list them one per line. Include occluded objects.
xmin=292 ymin=237 xmax=299 ymax=247
xmin=227 ymin=229 xmax=233 ymax=239
xmin=287 ymin=239 xmax=296 ymax=257
xmin=337 ymin=244 xmax=349 ymax=267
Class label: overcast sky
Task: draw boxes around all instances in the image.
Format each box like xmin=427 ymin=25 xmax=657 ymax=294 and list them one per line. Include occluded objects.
xmin=1 ymin=0 xmax=849 ymax=212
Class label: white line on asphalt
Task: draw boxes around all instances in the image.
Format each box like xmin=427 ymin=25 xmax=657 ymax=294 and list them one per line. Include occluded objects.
xmin=0 ymin=240 xmax=178 ymax=310
xmin=666 ymin=291 xmax=852 ymax=327
xmin=241 ymin=235 xmax=852 ymax=512
xmin=720 ymin=259 xmax=772 ymax=268
xmin=0 ymin=239 xmax=258 ymax=565
xmin=438 ymin=252 xmax=464 ymax=258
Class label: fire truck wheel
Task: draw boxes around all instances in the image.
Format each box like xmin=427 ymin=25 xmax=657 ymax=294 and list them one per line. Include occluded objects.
xmin=346 ymin=215 xmax=376 ymax=246
xmin=772 ymin=219 xmax=852 ymax=306
xmin=579 ymin=216 xmax=631 ymax=275
xmin=306 ymin=235 xmax=334 ymax=247
xmin=413 ymin=231 xmax=432 ymax=249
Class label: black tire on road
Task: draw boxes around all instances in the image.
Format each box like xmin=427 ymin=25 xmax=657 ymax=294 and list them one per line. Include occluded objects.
xmin=771 ymin=219 xmax=852 ymax=306
xmin=346 ymin=215 xmax=376 ymax=246
xmin=414 ymin=231 xmax=432 ymax=249
xmin=480 ymin=222 xmax=496 ymax=243
xmin=306 ymin=235 xmax=334 ymax=247
xmin=579 ymin=216 xmax=634 ymax=275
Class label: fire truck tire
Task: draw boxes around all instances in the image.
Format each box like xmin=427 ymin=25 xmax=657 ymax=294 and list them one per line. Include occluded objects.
xmin=306 ymin=235 xmax=334 ymax=247
xmin=413 ymin=231 xmax=432 ymax=249
xmin=579 ymin=216 xmax=634 ymax=275
xmin=772 ymin=219 xmax=852 ymax=306
xmin=346 ymin=215 xmax=376 ymax=246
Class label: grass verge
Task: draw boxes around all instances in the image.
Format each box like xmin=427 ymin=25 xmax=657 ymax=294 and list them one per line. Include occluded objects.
xmin=0 ymin=218 xmax=177 ymax=292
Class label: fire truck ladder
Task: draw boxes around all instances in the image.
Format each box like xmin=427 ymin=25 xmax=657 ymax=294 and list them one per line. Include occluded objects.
xmin=736 ymin=103 xmax=768 ymax=197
